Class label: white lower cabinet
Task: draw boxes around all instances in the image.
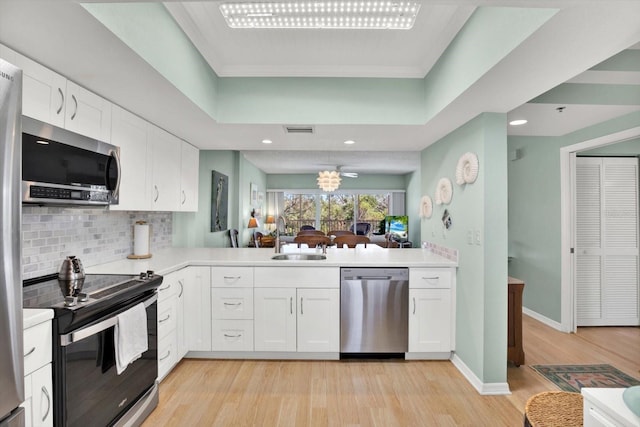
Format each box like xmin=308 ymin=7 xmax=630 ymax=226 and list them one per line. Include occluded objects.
xmin=409 ymin=289 xmax=451 ymax=352
xmin=211 ymin=266 xmax=255 ymax=352
xmin=184 ymin=266 xmax=212 ymax=352
xmin=408 ymin=267 xmax=455 ymax=356
xmin=157 ymin=269 xmax=182 ymax=381
xmin=254 ymin=287 xmax=340 ymax=353
xmin=22 ymin=316 xmax=53 ymax=427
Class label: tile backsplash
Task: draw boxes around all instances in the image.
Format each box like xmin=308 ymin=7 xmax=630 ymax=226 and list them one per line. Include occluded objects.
xmin=22 ymin=206 xmax=172 ymax=279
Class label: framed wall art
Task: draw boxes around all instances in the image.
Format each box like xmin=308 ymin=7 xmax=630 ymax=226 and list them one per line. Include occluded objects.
xmin=211 ymin=170 xmax=228 ymax=231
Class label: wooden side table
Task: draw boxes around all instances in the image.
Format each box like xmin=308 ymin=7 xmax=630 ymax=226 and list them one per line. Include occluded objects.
xmin=508 ymin=276 xmax=525 ymax=366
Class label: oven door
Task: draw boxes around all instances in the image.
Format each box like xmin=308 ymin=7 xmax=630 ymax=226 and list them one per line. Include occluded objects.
xmin=55 ymin=293 xmax=158 ymax=427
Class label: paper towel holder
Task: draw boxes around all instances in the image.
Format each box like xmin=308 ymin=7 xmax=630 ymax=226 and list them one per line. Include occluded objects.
xmin=127 ymin=220 xmax=153 ymax=259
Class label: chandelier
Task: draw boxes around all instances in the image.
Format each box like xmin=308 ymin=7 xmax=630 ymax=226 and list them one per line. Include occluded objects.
xmin=317 ymin=170 xmax=341 ymax=192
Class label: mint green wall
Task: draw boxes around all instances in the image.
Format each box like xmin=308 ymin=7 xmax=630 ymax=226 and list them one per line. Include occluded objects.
xmin=405 ymin=170 xmax=422 ymax=246
xmin=217 ymin=78 xmax=425 ymax=124
xmin=421 ymin=113 xmax=508 ymax=384
xmin=422 ymin=7 xmax=556 ymax=122
xmin=239 ymin=155 xmax=268 ymax=246
xmin=83 ymin=3 xmax=218 ymax=118
xmin=508 ymin=111 xmax=640 ymax=322
xmin=267 ymin=173 xmax=407 ymax=190
xmin=580 ymin=137 xmax=640 ymax=155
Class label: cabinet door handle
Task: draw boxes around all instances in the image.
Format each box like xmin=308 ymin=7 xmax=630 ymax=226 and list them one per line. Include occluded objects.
xmin=70 ymin=94 xmax=78 ymax=120
xmin=300 ymin=297 xmax=304 ymax=315
xmin=42 ymin=386 xmax=51 ymax=422
xmin=422 ymin=276 xmax=439 ymax=280
xmin=178 ymin=280 xmax=184 ymax=298
xmin=413 ymin=297 xmax=416 ymax=315
xmin=159 ymin=350 xmax=171 ymax=361
xmin=154 ymin=185 xmax=159 ymax=202
xmin=223 ymin=333 xmax=242 ymax=338
xmin=159 ymin=314 xmax=171 ymax=323
xmin=56 ymin=87 xmax=64 ymax=115
xmin=223 ymin=276 xmax=241 ymax=280
xmin=24 ymin=347 xmax=36 ymax=357
xmin=223 ymin=302 xmax=242 ymax=306
xmin=290 ymin=297 xmax=293 ymax=314
xmin=181 ymin=190 xmax=186 ymax=205
xmin=159 ymin=284 xmax=170 ymax=291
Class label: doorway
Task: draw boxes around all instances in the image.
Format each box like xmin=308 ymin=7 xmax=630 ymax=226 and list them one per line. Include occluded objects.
xmin=560 ymin=125 xmax=640 ymax=332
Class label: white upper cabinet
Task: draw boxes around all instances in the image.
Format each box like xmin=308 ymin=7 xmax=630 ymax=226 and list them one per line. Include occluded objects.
xmin=64 ymin=80 xmax=112 ymax=142
xmin=179 ymin=141 xmax=199 ymax=212
xmin=150 ymin=125 xmax=181 ymax=211
xmin=110 ymin=106 xmax=152 ymax=211
xmin=0 ymin=44 xmax=111 ymax=142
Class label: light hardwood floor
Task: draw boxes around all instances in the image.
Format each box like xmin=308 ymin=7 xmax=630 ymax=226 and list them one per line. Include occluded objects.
xmin=143 ymin=316 xmax=640 ymax=426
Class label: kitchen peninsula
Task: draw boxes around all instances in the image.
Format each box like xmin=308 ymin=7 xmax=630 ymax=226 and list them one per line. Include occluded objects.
xmin=87 ymin=246 xmax=457 ymax=380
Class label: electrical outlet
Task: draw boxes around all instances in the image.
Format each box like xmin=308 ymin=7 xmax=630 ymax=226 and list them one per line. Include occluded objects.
xmin=475 ymin=229 xmax=481 ymax=245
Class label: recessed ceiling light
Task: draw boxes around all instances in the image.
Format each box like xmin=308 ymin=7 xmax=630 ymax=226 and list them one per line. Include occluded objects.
xmin=509 ymin=119 xmax=528 ymax=126
xmin=262 ymin=139 xmax=273 ymax=144
xmin=343 ymin=140 xmax=355 ymax=145
xmin=219 ymin=2 xmax=421 ymax=30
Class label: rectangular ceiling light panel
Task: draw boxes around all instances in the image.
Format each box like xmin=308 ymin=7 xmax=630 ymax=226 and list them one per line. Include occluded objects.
xmin=219 ymin=2 xmax=421 ymax=30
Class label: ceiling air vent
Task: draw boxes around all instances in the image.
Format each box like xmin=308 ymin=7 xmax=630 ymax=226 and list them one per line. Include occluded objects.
xmin=284 ymin=125 xmax=314 ymax=134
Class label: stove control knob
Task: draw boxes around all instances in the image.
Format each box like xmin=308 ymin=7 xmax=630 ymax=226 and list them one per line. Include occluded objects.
xmin=77 ymin=293 xmax=88 ymax=302
xmin=139 ymin=272 xmax=148 ymax=280
xmin=146 ymin=270 xmax=154 ymax=278
xmin=64 ymin=296 xmax=77 ymax=307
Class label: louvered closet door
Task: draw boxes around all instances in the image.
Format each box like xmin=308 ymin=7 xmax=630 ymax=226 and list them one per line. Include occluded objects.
xmin=576 ymin=157 xmax=640 ymax=326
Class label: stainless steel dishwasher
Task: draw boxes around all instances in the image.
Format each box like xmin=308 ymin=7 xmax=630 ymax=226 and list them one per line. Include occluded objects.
xmin=340 ymin=267 xmax=409 ymax=355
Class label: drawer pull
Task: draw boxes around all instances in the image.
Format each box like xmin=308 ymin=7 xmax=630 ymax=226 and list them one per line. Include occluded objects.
xmin=159 ymin=284 xmax=170 ymax=291
xmin=24 ymin=347 xmax=36 ymax=357
xmin=42 ymin=386 xmax=51 ymax=421
xmin=223 ymin=276 xmax=241 ymax=280
xmin=159 ymin=350 xmax=171 ymax=361
xmin=159 ymin=314 xmax=171 ymax=323
xmin=223 ymin=333 xmax=242 ymax=338
xmin=422 ymin=276 xmax=439 ymax=280
xmin=223 ymin=302 xmax=242 ymax=306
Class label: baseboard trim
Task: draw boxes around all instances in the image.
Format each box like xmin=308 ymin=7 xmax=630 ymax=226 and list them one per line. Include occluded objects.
xmin=523 ymin=307 xmax=564 ymax=331
xmin=451 ymin=354 xmax=511 ymax=395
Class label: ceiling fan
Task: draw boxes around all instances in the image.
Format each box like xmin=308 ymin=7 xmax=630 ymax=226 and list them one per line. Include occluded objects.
xmin=337 ymin=165 xmax=358 ymax=178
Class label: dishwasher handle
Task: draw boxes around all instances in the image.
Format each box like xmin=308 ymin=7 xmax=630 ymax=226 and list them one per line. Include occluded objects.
xmin=354 ymin=275 xmax=392 ymax=280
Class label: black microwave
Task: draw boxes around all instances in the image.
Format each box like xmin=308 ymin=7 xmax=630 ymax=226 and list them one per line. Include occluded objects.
xmin=21 ymin=116 xmax=120 ymax=206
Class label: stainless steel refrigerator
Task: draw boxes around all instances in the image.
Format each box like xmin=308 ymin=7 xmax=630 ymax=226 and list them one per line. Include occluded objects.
xmin=0 ymin=58 xmax=25 ymax=426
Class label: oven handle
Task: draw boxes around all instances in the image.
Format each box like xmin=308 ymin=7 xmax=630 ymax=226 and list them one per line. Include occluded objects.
xmin=60 ymin=293 xmax=157 ymax=347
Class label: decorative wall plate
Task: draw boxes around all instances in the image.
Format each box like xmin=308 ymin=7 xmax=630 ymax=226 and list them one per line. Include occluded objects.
xmin=455 ymin=152 xmax=479 ymax=185
xmin=420 ymin=195 xmax=433 ymax=218
xmin=435 ymin=177 xmax=453 ymax=205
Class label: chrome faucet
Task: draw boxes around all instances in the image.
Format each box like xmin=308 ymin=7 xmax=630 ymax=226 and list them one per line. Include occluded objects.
xmin=274 ymin=215 xmax=287 ymax=253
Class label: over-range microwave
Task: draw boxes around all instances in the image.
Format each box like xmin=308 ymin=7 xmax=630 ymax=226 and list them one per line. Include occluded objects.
xmin=22 ymin=116 xmax=120 ymax=206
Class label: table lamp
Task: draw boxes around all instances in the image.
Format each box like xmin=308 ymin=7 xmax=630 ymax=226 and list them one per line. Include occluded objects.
xmin=248 ymin=209 xmax=259 ymax=247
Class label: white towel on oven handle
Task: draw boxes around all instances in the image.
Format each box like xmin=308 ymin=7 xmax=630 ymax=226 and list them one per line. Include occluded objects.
xmin=114 ymin=302 xmax=148 ymax=375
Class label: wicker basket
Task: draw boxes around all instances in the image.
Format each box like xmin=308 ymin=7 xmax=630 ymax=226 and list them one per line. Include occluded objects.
xmin=524 ymin=391 xmax=583 ymax=427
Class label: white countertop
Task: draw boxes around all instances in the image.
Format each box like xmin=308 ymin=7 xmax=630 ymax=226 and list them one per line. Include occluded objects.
xmin=23 ymin=308 xmax=54 ymax=329
xmin=85 ymin=246 xmax=457 ymax=276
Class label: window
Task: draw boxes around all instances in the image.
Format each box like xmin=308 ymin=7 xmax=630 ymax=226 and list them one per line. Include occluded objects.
xmin=276 ymin=191 xmax=397 ymax=235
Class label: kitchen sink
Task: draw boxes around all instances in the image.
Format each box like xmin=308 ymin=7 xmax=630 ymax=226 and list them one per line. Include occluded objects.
xmin=271 ymin=254 xmax=327 ymax=261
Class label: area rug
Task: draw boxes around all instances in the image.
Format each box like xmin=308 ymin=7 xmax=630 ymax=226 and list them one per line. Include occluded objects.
xmin=531 ymin=364 xmax=640 ymax=393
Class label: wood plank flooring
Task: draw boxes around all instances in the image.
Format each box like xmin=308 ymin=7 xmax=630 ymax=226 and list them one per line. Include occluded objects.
xmin=143 ymin=316 xmax=640 ymax=426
